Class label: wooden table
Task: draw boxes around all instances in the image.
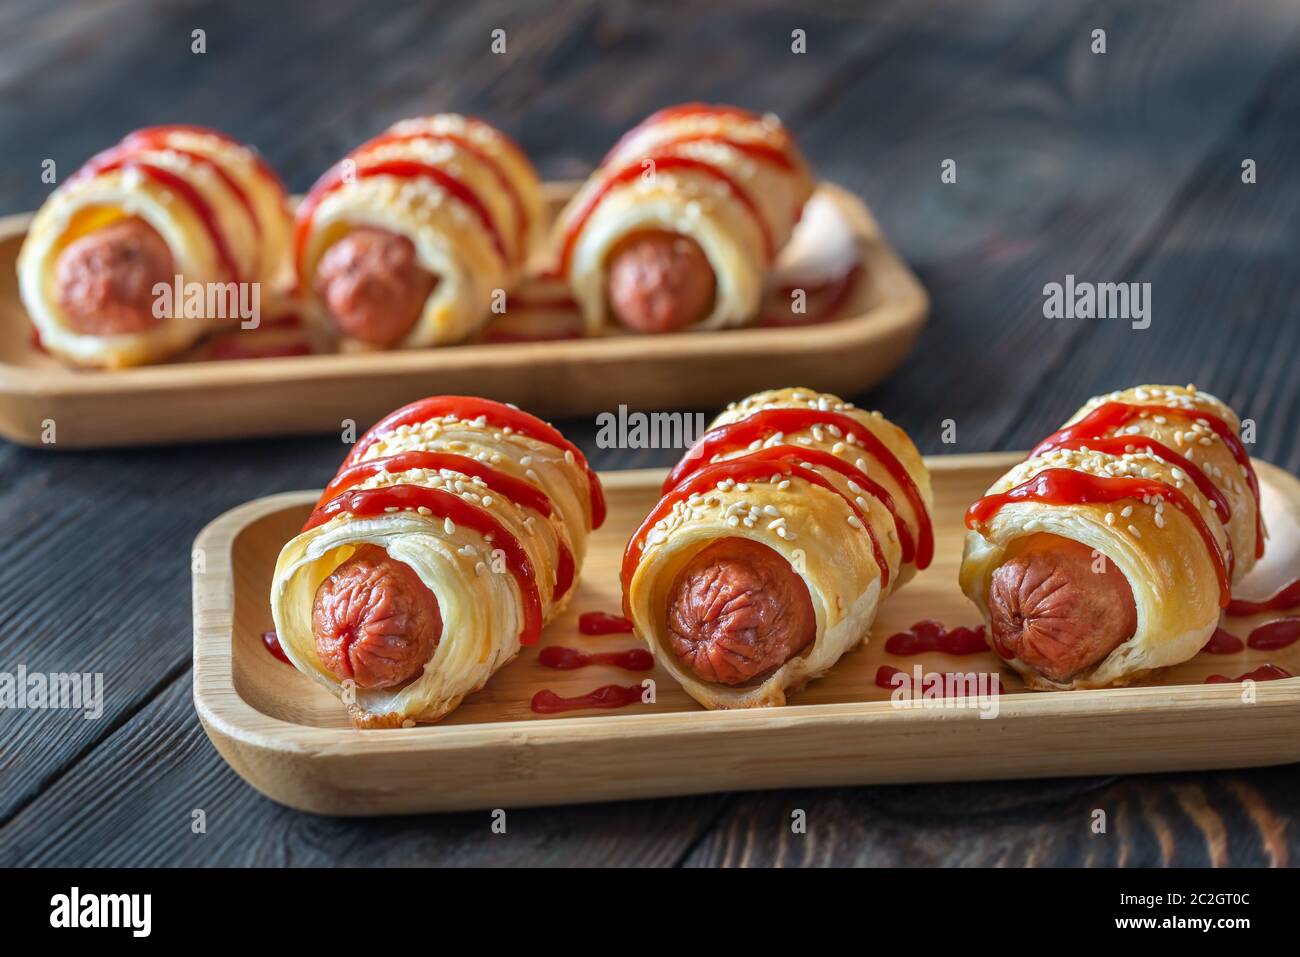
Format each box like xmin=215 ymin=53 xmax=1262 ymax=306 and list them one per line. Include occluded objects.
xmin=2 ymin=0 xmax=1298 ymax=867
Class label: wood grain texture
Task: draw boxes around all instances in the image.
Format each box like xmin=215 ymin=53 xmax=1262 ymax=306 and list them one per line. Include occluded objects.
xmin=2 ymin=0 xmax=1300 ymax=865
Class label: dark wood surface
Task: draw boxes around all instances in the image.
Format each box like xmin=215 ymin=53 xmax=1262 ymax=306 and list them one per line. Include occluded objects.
xmin=2 ymin=0 xmax=1298 ymax=867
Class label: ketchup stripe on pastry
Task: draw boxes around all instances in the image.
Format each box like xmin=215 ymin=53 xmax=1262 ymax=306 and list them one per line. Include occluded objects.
xmin=622 ymin=387 xmax=934 ymax=709
xmin=18 ymin=125 xmax=292 ymax=367
xmin=271 ymin=396 xmax=600 ymax=727
xmin=294 ymin=114 xmax=544 ymax=350
xmin=959 ymin=384 xmax=1263 ymax=691
xmin=553 ymin=103 xmax=814 ymax=335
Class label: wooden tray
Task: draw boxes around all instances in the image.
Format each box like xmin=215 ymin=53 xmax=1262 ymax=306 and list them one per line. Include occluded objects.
xmin=0 ymin=182 xmax=926 ymax=448
xmin=192 ymin=452 xmax=1300 ymax=816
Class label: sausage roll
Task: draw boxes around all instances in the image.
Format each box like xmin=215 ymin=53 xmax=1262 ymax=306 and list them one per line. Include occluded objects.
xmin=270 ymin=395 xmax=605 ymax=727
xmin=959 ymin=384 xmax=1264 ymax=690
xmin=18 ymin=126 xmax=292 ymax=368
xmin=553 ymin=103 xmax=814 ymax=335
xmin=623 ymin=387 xmax=934 ymax=708
xmin=295 ymin=115 xmax=544 ymax=350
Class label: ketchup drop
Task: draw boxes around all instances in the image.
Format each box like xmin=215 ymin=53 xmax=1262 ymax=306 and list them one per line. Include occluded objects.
xmin=578 ymin=611 xmax=634 ymax=635
xmin=262 ymin=629 xmax=291 ymax=664
xmin=1201 ymin=627 xmax=1245 ymax=654
xmin=531 ymin=684 xmax=646 ymax=714
xmin=1246 ymin=618 xmax=1300 ymax=651
xmin=538 ymin=646 xmax=653 ymax=671
xmin=884 ymin=620 xmax=988 ymax=656
xmin=1205 ymin=665 xmax=1292 ymax=684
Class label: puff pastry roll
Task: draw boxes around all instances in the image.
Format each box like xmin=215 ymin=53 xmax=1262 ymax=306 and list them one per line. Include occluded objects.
xmin=294 ymin=115 xmax=545 ymax=350
xmin=552 ymin=103 xmax=814 ymax=335
xmin=270 ymin=395 xmax=605 ymax=727
xmin=18 ymin=125 xmax=292 ymax=367
xmin=959 ymin=384 xmax=1264 ymax=690
xmin=623 ymin=387 xmax=934 ymax=708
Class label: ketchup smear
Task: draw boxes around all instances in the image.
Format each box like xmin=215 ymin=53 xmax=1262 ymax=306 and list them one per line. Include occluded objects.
xmin=1228 ymin=578 xmax=1300 ymax=617
xmin=531 ymin=684 xmax=646 ymax=714
xmin=1205 ymin=665 xmax=1292 ymax=684
xmin=261 ymin=629 xmax=291 ymax=664
xmin=538 ymin=646 xmax=653 ymax=671
xmin=578 ymin=611 xmax=634 ymax=635
xmin=1201 ymin=619 xmax=1300 ymax=654
xmin=875 ymin=664 xmax=1004 ymax=696
xmin=884 ymin=620 xmax=988 ymax=656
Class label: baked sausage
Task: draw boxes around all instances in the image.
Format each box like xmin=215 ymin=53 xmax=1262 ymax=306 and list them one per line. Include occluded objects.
xmin=314 ymin=227 xmax=437 ymax=346
xmin=54 ymin=217 xmax=174 ymax=335
xmin=987 ymin=533 xmax=1137 ymax=683
xmin=666 ymin=537 xmax=816 ymax=685
xmin=311 ymin=543 xmax=442 ymax=689
xmin=605 ymin=229 xmax=715 ymax=333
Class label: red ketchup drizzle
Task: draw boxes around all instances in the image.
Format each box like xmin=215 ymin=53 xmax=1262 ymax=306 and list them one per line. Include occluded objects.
xmin=295 ymin=158 xmax=509 ymax=275
xmin=343 ymin=396 xmax=605 ymax=529
xmin=1030 ymin=401 xmax=1262 ymax=559
xmin=874 ymin=665 xmax=1004 ymax=696
xmin=623 ymin=457 xmax=890 ymax=592
xmin=354 ymin=128 xmax=528 ymax=258
xmin=602 ymin=103 xmax=782 ymax=163
xmin=1228 ymin=578 xmax=1300 ymax=616
xmin=966 ymin=469 xmax=1231 ymax=608
xmin=1246 ymin=618 xmax=1300 ymax=651
xmin=579 ymin=611 xmax=634 ymax=635
xmin=884 ymin=620 xmax=988 ymax=656
xmin=302 ymin=484 xmax=543 ymax=646
xmin=531 ymin=684 xmax=645 ymax=714
xmin=1202 ymin=627 xmax=1245 ymax=654
xmin=558 ymin=155 xmax=774 ymax=276
xmin=319 ymin=449 xmax=575 ymax=600
xmin=319 ymin=449 xmax=553 ymax=514
xmin=72 ymin=157 xmax=242 ymax=282
xmin=1205 ymin=665 xmax=1292 ymax=684
xmin=666 ymin=408 xmax=933 ymax=569
xmin=261 ymin=629 xmax=291 ymax=664
xmin=538 ymin=646 xmax=654 ymax=671
xmin=124 ymin=124 xmax=287 ymax=193
xmin=97 ymin=135 xmax=262 ymax=239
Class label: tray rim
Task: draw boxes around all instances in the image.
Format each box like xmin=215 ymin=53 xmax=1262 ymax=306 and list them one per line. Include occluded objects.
xmin=192 ymin=452 xmax=1300 ymax=760
xmin=0 ymin=179 xmax=927 ymax=402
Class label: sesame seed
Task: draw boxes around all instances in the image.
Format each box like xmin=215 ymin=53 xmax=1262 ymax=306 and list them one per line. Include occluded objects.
xmin=444 ymin=518 xmax=456 ymax=535
xmin=1128 ymin=525 xmax=1141 ymax=538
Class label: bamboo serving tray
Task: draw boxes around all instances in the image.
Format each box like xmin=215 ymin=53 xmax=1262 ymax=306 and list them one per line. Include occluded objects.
xmin=193 ymin=452 xmax=1300 ymax=816
xmin=0 ymin=182 xmax=926 ymax=448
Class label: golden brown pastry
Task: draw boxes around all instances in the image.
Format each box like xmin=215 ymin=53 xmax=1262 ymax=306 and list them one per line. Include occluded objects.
xmin=959 ymin=385 xmax=1263 ymax=690
xmin=623 ymin=387 xmax=934 ymax=708
xmin=270 ymin=395 xmax=604 ymax=727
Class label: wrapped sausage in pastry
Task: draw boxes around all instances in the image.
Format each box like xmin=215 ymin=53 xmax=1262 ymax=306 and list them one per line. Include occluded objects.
xmin=295 ymin=115 xmax=544 ymax=349
xmin=270 ymin=395 xmax=605 ymax=727
xmin=553 ymin=103 xmax=814 ymax=335
xmin=959 ymin=384 xmax=1264 ymax=690
xmin=18 ymin=125 xmax=292 ymax=367
xmin=623 ymin=387 xmax=934 ymax=708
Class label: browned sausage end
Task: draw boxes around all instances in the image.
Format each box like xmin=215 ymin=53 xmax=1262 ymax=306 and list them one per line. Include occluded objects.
xmin=987 ymin=533 xmax=1137 ymax=683
xmin=311 ymin=543 xmax=443 ymax=689
xmin=54 ymin=217 xmax=174 ymax=335
xmin=605 ymin=229 xmax=715 ymax=333
xmin=666 ymin=537 xmax=816 ymax=685
xmin=315 ymin=227 xmax=437 ymax=346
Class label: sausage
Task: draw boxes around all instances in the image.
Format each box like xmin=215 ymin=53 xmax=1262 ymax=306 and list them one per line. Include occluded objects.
xmin=314 ymin=227 xmax=437 ymax=346
xmin=666 ymin=537 xmax=816 ymax=685
xmin=987 ymin=533 xmax=1137 ymax=683
xmin=311 ymin=543 xmax=442 ymax=689
xmin=54 ymin=217 xmax=174 ymax=335
xmin=605 ymin=229 xmax=715 ymax=333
